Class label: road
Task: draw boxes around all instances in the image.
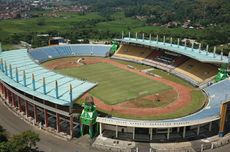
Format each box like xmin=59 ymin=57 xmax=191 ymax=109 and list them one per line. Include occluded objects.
xmin=0 ymin=101 xmax=101 ymax=152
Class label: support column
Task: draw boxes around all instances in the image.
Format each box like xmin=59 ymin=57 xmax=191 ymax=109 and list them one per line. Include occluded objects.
xmin=183 ymin=126 xmax=186 ymax=138
xmin=1 ymin=84 xmax=5 ymax=97
xmin=12 ymin=92 xmax=16 ymax=107
xmin=89 ymin=125 xmax=93 ymax=138
xmin=44 ymin=109 xmax=48 ymax=128
xmin=34 ymin=104 xmax=38 ymax=123
xmin=192 ymin=42 xmax=194 ymax=51
xmin=69 ymin=115 xmax=73 ymax=138
xmin=150 ymin=128 xmax=153 ymax=141
xmin=0 ymin=83 xmax=1 ymax=95
xmin=25 ymin=100 xmax=29 ymax=117
xmin=8 ymin=91 xmax=12 ymax=105
xmin=56 ymin=113 xmax=60 ymax=133
xmin=149 ymin=34 xmax=152 ymax=42
xmin=209 ymin=122 xmax=212 ymax=131
xmin=0 ymin=83 xmax=3 ymax=96
xmin=197 ymin=125 xmax=200 ymax=136
xmin=7 ymin=89 xmax=10 ymax=103
xmin=219 ymin=104 xmax=227 ymax=137
xmin=4 ymin=86 xmax=8 ymax=99
xmin=99 ymin=123 xmax=102 ymax=135
xmin=167 ymin=128 xmax=170 ymax=140
xmin=6 ymin=89 xmax=10 ymax=104
xmin=18 ymin=96 xmax=22 ymax=112
xmin=115 ymin=125 xmax=118 ymax=138
xmin=177 ymin=38 xmax=180 ymax=48
xmin=9 ymin=91 xmax=13 ymax=105
xmin=184 ymin=40 xmax=187 ymax=50
xmin=213 ymin=47 xmax=216 ymax=58
xmin=80 ymin=123 xmax=83 ymax=136
xmin=132 ymin=127 xmax=135 ymax=140
xmin=177 ymin=127 xmax=180 ymax=133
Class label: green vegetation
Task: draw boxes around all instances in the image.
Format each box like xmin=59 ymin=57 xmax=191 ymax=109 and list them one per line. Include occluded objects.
xmin=0 ymin=6 xmax=229 ymax=53
xmin=0 ymin=126 xmax=7 ymax=143
xmin=55 ymin=62 xmax=171 ymax=105
xmin=0 ymin=127 xmax=40 ymax=152
xmin=84 ymin=0 xmax=230 ymax=25
xmin=104 ymin=90 xmax=206 ymax=120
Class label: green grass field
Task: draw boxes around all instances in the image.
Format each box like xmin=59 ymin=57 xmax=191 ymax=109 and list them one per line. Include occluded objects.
xmin=102 ymin=90 xmax=206 ymax=120
xmin=55 ymin=62 xmax=171 ymax=105
xmin=48 ymin=58 xmax=206 ymax=120
xmin=112 ymin=59 xmax=193 ymax=88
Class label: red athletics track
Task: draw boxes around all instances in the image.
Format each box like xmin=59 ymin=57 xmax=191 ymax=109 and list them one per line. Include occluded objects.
xmin=44 ymin=57 xmax=192 ymax=116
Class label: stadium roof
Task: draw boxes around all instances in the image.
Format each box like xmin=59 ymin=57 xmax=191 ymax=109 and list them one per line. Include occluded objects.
xmin=115 ymin=37 xmax=230 ymax=64
xmin=0 ymin=49 xmax=97 ymax=106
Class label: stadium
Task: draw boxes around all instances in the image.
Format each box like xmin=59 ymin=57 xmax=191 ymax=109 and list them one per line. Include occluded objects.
xmin=1 ymin=33 xmax=230 ymax=144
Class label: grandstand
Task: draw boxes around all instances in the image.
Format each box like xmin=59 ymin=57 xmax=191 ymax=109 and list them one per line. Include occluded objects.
xmin=0 ymin=44 xmax=111 ymax=138
xmin=115 ymin=44 xmax=152 ymax=61
xmin=29 ymin=44 xmax=111 ymax=63
xmin=113 ymin=37 xmax=224 ymax=86
xmin=174 ymin=59 xmax=218 ymax=83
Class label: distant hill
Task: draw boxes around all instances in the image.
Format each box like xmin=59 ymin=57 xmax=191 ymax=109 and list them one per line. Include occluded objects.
xmin=74 ymin=0 xmax=230 ymax=25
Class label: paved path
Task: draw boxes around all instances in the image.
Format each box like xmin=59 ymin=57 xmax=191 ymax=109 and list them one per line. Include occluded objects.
xmin=205 ymin=144 xmax=229 ymax=152
xmin=0 ymin=101 xmax=102 ymax=152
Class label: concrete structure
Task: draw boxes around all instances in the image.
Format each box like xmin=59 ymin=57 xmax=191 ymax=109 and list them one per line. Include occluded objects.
xmin=0 ymin=45 xmax=111 ymax=138
xmin=1 ymin=41 xmax=230 ymax=143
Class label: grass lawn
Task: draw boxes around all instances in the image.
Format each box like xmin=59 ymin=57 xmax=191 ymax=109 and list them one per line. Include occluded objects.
xmin=0 ymin=12 xmax=104 ymax=39
xmin=113 ymin=59 xmax=193 ymax=88
xmin=100 ymin=90 xmax=206 ymax=120
xmin=149 ymin=69 xmax=193 ymax=88
xmin=55 ymin=62 xmax=171 ymax=105
xmin=112 ymin=59 xmax=152 ymax=70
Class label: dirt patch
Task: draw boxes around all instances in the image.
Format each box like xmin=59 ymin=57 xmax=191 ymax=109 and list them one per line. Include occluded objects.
xmin=43 ymin=57 xmax=106 ymax=70
xmin=43 ymin=57 xmax=193 ymax=116
xmin=118 ymin=89 xmax=177 ymax=108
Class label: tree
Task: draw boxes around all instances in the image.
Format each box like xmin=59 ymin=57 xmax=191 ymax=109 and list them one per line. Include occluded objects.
xmin=0 ymin=126 xmax=7 ymax=143
xmin=10 ymin=131 xmax=40 ymax=152
xmin=0 ymin=129 xmax=40 ymax=152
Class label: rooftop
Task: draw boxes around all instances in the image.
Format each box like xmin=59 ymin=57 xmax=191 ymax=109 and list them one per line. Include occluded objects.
xmin=0 ymin=49 xmax=97 ymax=106
xmin=115 ymin=37 xmax=229 ymax=64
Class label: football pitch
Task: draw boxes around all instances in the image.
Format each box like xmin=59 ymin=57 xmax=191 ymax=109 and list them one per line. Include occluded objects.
xmin=55 ymin=62 xmax=171 ymax=105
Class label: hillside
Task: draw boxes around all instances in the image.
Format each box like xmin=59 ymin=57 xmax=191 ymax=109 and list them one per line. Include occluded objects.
xmin=0 ymin=0 xmax=229 ymax=52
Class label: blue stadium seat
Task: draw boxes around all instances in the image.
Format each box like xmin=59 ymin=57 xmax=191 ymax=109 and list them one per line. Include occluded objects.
xmin=28 ymin=44 xmax=111 ymax=63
